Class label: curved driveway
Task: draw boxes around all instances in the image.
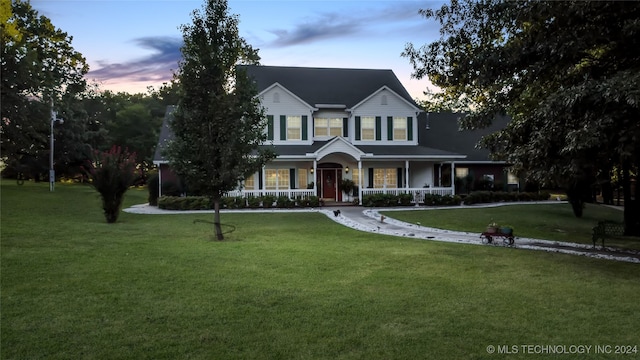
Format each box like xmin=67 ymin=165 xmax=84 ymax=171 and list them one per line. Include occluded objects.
xmin=124 ymin=202 xmax=640 ymax=263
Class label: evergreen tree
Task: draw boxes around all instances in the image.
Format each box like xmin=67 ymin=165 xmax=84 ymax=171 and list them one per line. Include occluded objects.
xmin=166 ymin=0 xmax=275 ymax=240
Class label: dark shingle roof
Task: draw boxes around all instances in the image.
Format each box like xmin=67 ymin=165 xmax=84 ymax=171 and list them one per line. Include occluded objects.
xmin=420 ymin=112 xmax=511 ymax=162
xmin=240 ymin=65 xmax=419 ymax=109
xmin=356 ymin=145 xmax=463 ymax=158
xmin=153 ymin=105 xmax=176 ymax=163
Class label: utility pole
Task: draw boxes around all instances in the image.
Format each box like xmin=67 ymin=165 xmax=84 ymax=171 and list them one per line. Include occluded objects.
xmin=49 ymin=101 xmax=63 ymax=192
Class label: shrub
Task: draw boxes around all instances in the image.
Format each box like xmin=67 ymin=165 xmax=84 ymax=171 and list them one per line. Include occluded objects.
xmin=84 ymin=146 xmax=139 ymax=223
xmin=222 ymin=196 xmax=236 ymax=209
xmin=307 ymin=196 xmax=320 ymax=207
xmin=262 ymin=195 xmax=276 ymax=208
xmin=398 ymin=193 xmax=413 ymax=206
xmin=362 ymin=194 xmax=399 ymax=207
xmin=162 ymin=180 xmax=183 ymax=197
xmin=158 ymin=196 xmax=212 ymax=210
xmin=147 ymin=173 xmax=159 ymax=206
xmin=247 ymin=196 xmax=261 ymax=209
xmin=276 ymin=195 xmax=294 ymax=208
xmin=463 ymin=191 xmax=552 ymax=205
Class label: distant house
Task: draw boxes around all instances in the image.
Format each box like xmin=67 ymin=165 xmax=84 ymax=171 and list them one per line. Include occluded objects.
xmin=153 ymin=65 xmax=512 ymax=203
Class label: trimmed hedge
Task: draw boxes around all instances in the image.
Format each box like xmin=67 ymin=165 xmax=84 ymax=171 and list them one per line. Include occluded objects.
xmin=421 ymin=194 xmax=462 ymax=206
xmin=361 ymin=191 xmax=548 ymax=207
xmin=462 ymin=191 xmax=550 ymax=205
xmin=158 ymin=195 xmax=322 ymax=210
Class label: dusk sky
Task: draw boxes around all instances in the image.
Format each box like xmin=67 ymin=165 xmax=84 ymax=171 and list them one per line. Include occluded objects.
xmin=31 ymin=0 xmax=443 ymax=100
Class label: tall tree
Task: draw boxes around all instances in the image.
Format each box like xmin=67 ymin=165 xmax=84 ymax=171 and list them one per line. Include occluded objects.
xmin=404 ymin=0 xmax=640 ymax=234
xmin=1 ymin=0 xmax=89 ymax=179
xmin=166 ymin=0 xmax=275 ymax=240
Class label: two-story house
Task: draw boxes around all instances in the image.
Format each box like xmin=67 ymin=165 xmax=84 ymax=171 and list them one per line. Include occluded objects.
xmin=153 ymin=65 xmax=473 ymax=203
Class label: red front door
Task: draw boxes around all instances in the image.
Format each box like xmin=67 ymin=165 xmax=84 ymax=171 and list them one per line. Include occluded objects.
xmin=318 ymin=169 xmax=342 ymax=201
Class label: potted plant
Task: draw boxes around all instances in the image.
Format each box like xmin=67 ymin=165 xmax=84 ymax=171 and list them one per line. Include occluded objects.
xmin=339 ymin=179 xmax=355 ymax=201
xmin=486 ymin=221 xmax=499 ymax=234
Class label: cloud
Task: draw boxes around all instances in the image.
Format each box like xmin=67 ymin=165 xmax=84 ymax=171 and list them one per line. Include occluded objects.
xmin=87 ymin=36 xmax=182 ymax=85
xmin=267 ymin=3 xmax=426 ymax=48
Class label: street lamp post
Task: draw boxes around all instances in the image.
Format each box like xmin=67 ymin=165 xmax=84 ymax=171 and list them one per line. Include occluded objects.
xmin=49 ymin=102 xmax=63 ymax=192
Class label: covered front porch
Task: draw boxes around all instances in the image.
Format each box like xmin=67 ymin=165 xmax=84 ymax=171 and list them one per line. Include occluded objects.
xmin=235 ymin=137 xmax=464 ymax=204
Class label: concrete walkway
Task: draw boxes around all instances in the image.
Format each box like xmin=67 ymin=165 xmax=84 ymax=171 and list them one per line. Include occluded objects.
xmin=124 ymin=202 xmax=640 ymax=264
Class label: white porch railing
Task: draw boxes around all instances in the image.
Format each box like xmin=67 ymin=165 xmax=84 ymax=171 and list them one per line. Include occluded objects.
xmin=224 ymin=189 xmax=316 ymax=199
xmin=224 ymin=187 xmax=453 ymax=203
xmin=361 ymin=187 xmax=454 ymax=199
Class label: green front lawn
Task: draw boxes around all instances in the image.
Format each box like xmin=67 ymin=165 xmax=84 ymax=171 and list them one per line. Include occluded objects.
xmin=2 ymin=182 xmax=639 ymax=359
xmin=382 ymin=203 xmax=640 ymax=249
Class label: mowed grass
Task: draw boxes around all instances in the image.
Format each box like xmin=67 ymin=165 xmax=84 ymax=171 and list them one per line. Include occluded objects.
xmin=382 ymin=203 xmax=640 ymax=249
xmin=2 ymin=181 xmax=639 ymax=359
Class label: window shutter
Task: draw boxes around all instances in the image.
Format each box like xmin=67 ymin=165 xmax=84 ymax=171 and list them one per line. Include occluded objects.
xmin=267 ymin=115 xmax=274 ymax=140
xmin=259 ymin=171 xmax=263 ymax=189
xmin=355 ymin=116 xmax=361 ymax=140
xmin=397 ymin=168 xmax=403 ymax=188
xmin=387 ymin=116 xmax=393 ymax=140
xmin=280 ymin=115 xmax=287 ymax=140
xmin=301 ymin=115 xmax=308 ymax=140
xmin=290 ymin=169 xmax=296 ymax=189
xmin=407 ymin=117 xmax=413 ymax=141
xmin=368 ymin=168 xmax=374 ymax=188
xmin=343 ymin=118 xmax=348 ymax=137
xmin=375 ymin=116 xmax=382 ymax=141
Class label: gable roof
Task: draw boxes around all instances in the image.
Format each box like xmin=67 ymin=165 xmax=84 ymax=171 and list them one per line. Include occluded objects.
xmin=420 ymin=112 xmax=511 ymax=162
xmin=152 ymin=105 xmax=176 ymax=164
xmin=240 ymin=65 xmax=419 ymax=109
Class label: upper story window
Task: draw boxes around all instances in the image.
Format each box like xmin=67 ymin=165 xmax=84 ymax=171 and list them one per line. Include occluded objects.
xmin=314 ymin=118 xmax=342 ymax=137
xmin=393 ymin=117 xmax=407 ymax=140
xmin=287 ymin=116 xmax=301 ymax=140
xmin=361 ymin=116 xmax=375 ymax=141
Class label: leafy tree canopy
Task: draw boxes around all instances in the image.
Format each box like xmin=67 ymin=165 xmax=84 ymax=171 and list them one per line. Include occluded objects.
xmin=404 ymin=0 xmax=640 ymax=230
xmin=166 ymin=0 xmax=275 ymax=240
xmin=1 ymin=0 xmax=89 ymax=178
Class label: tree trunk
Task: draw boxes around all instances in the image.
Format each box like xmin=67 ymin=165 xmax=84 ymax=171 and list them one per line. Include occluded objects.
xmin=213 ymin=197 xmax=224 ymax=240
xmin=622 ymin=160 xmax=640 ymax=236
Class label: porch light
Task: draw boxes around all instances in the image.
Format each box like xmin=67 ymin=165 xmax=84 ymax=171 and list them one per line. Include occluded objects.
xmin=310 ymin=168 xmax=314 ymax=174
xmin=345 ymin=166 xmax=349 ymax=173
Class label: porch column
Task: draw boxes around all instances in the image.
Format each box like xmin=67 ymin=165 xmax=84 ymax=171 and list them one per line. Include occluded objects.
xmin=405 ymin=160 xmax=409 ymax=189
xmin=438 ymin=163 xmax=442 ymax=187
xmin=451 ymin=162 xmax=456 ymax=195
xmin=313 ymin=160 xmax=317 ymax=196
xmin=358 ymin=160 xmax=362 ymax=205
xmin=261 ymin=166 xmax=266 ymax=196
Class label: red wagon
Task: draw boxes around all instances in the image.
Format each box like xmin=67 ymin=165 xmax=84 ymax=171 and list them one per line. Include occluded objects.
xmin=480 ymin=229 xmax=515 ymax=246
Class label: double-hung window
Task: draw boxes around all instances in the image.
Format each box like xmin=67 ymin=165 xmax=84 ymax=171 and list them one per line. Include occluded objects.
xmin=287 ymin=116 xmax=301 ymax=140
xmin=265 ymin=169 xmax=290 ymax=189
xmin=393 ymin=117 xmax=407 ymax=140
xmin=351 ymin=168 xmax=362 ymax=187
xmin=314 ymin=118 xmax=342 ymax=137
xmin=244 ymin=174 xmax=255 ymax=190
xmin=361 ymin=116 xmax=375 ymax=140
xmin=298 ymin=169 xmax=308 ymax=189
xmin=373 ymin=169 xmax=397 ymax=188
